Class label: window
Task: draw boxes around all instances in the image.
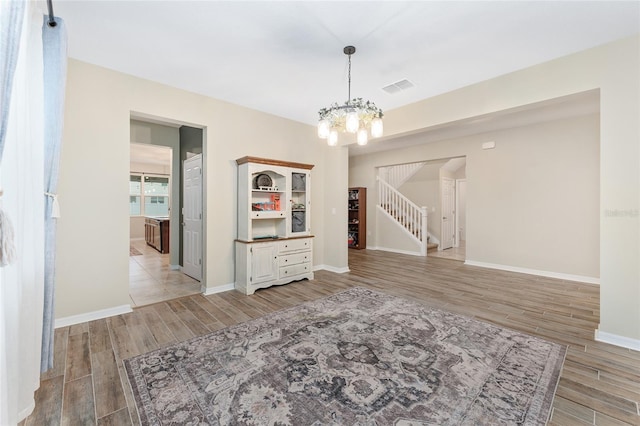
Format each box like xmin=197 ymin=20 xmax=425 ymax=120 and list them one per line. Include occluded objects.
xmin=129 ymin=174 xmax=170 ymax=216
xmin=130 ymin=175 xmax=141 ymax=215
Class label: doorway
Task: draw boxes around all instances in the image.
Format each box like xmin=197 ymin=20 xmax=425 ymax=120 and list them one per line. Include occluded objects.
xmin=428 ymin=157 xmax=466 ymax=261
xmin=128 ymin=117 xmax=205 ymax=306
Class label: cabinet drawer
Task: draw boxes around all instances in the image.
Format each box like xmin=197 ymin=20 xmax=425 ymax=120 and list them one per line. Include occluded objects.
xmin=279 ymin=263 xmax=311 ymax=279
xmin=278 ymin=238 xmax=311 ymax=253
xmin=279 ymin=252 xmax=310 ymax=267
xmin=251 ymin=211 xmax=286 ymax=219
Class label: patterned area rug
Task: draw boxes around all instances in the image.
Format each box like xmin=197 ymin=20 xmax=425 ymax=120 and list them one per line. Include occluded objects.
xmin=124 ymin=287 xmax=565 ymax=425
xmin=130 ymin=245 xmax=143 ymax=256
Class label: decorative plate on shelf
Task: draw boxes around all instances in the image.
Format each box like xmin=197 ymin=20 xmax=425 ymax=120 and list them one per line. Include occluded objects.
xmin=254 ymin=173 xmax=272 ymax=189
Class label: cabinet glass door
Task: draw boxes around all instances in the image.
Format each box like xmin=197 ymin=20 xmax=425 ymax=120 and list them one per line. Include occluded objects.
xmin=291 ymin=172 xmax=307 ymax=234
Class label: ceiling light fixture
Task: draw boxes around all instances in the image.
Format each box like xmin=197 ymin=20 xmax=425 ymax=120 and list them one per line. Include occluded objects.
xmin=318 ymin=46 xmax=383 ymax=146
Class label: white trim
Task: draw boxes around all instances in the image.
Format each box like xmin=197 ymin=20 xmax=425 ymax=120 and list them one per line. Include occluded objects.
xmin=595 ymin=329 xmax=640 ymax=351
xmin=170 ymin=264 xmax=180 ymax=271
xmin=440 ymin=176 xmax=455 ymax=250
xmin=314 ymin=264 xmax=350 ymax=274
xmin=203 ymin=283 xmax=235 ymax=295
xmin=455 ymin=178 xmax=466 ymax=247
xmin=368 ymin=246 xmax=423 ymax=257
xmin=464 ymin=260 xmax=600 ymax=285
xmin=55 ymin=305 xmax=133 ymax=328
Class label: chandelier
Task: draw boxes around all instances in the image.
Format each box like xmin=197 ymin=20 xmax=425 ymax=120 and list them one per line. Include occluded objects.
xmin=317 ymin=46 xmax=383 ymax=146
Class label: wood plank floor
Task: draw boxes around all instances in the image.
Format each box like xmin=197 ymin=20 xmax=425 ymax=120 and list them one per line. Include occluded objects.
xmin=21 ymin=250 xmax=640 ymax=425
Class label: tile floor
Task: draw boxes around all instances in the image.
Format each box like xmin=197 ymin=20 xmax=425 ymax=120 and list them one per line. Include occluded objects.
xmin=428 ymin=239 xmax=466 ymax=261
xmin=129 ymin=239 xmax=202 ymax=307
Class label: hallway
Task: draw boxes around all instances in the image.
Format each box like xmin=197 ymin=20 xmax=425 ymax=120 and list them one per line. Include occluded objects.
xmin=428 ymin=240 xmax=466 ymax=261
xmin=129 ymin=239 xmax=201 ymax=306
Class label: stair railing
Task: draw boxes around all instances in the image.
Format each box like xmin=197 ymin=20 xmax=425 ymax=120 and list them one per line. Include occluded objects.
xmin=379 ymin=162 xmax=426 ymax=189
xmin=377 ymin=176 xmax=428 ymax=255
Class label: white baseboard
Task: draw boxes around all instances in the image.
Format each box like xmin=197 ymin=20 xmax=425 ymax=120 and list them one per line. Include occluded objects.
xmin=55 ymin=304 xmax=133 ymax=328
xmin=368 ymin=246 xmax=423 ymax=257
xmin=595 ymin=329 xmax=640 ymax=351
xmin=463 ymin=260 xmax=600 ymax=285
xmin=203 ymin=283 xmax=235 ymax=295
xmin=314 ymin=264 xmax=350 ymax=274
xmin=170 ymin=264 xmax=181 ymax=271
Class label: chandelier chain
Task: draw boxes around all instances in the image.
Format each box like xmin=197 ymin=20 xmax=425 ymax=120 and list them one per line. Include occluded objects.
xmin=348 ymin=52 xmax=352 ymax=101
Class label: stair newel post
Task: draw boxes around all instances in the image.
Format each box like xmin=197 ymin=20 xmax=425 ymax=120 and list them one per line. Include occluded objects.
xmin=420 ymin=206 xmax=428 ymax=256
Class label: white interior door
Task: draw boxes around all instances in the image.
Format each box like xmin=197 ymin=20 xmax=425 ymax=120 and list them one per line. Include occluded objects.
xmin=183 ymin=154 xmax=202 ymax=280
xmin=441 ymin=177 xmax=455 ymax=250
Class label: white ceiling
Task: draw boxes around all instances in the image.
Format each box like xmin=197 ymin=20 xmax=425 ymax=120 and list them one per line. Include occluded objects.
xmin=55 ymin=1 xmax=639 ymax=130
xmin=58 ymin=1 xmax=637 ymax=159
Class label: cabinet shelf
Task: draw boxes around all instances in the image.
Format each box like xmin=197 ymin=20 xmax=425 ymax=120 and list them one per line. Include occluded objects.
xmin=348 ymin=187 xmax=366 ymax=250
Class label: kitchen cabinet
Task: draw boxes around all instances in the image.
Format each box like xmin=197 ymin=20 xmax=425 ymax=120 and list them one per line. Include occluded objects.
xmin=145 ymin=217 xmax=170 ymax=254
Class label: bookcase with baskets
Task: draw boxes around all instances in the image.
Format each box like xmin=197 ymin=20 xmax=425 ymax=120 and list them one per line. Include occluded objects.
xmin=348 ymin=187 xmax=366 ymax=249
xmin=235 ymin=156 xmax=314 ymax=295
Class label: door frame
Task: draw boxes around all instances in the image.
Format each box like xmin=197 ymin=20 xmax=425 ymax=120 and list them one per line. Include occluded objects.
xmin=455 ymin=178 xmax=466 ymax=248
xmin=440 ymin=176 xmax=455 ymax=250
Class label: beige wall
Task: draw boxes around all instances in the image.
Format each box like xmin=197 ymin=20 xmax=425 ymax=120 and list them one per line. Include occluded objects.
xmin=56 ymin=59 xmax=344 ymax=318
xmin=352 ymin=114 xmax=600 ymax=278
xmin=352 ymin=35 xmax=640 ymax=343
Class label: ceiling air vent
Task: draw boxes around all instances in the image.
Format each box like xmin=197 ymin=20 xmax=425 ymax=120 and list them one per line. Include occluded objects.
xmin=382 ymin=79 xmax=415 ymax=94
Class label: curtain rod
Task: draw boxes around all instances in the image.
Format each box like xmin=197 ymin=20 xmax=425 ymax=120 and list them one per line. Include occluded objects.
xmin=47 ymin=0 xmax=57 ymax=27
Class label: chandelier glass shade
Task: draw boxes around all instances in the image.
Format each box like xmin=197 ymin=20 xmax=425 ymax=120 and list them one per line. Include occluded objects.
xmin=318 ymin=46 xmax=383 ymax=146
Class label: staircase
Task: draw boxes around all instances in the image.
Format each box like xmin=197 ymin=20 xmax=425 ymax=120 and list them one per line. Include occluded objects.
xmin=377 ymin=176 xmax=428 ymax=255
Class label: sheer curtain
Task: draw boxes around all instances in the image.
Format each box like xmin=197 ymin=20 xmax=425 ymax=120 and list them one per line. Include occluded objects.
xmin=0 ymin=2 xmax=45 ymax=424
xmin=41 ymin=10 xmax=67 ymax=374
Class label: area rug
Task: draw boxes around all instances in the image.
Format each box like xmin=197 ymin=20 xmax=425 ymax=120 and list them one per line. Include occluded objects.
xmin=124 ymin=287 xmax=565 ymax=425
xmin=130 ymin=245 xmax=142 ymax=256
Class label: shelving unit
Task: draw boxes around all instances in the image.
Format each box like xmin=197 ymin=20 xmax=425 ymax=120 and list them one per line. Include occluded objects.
xmin=348 ymin=187 xmax=366 ymax=249
xmin=235 ymin=156 xmax=314 ymax=295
